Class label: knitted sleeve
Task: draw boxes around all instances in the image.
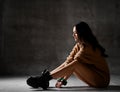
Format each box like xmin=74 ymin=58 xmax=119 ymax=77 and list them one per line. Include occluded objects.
xmin=65 ymin=44 xmax=79 ymax=64
xmin=74 ymin=44 xmax=103 ymax=65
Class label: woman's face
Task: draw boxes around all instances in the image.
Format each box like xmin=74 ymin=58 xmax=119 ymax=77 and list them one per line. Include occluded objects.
xmin=73 ymin=26 xmax=78 ymax=42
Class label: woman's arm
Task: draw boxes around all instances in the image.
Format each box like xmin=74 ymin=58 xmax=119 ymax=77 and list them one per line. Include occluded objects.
xmin=51 ymin=44 xmax=78 ymax=74
xmin=51 ymin=62 xmax=66 ymax=73
xmin=64 ymin=44 xmax=79 ymax=64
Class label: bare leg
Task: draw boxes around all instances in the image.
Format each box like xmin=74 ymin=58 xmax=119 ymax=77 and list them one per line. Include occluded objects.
xmin=50 ymin=62 xmax=66 ymax=74
xmin=50 ymin=60 xmax=109 ymax=87
xmin=50 ymin=61 xmax=75 ymax=79
xmin=73 ymin=62 xmax=110 ymax=87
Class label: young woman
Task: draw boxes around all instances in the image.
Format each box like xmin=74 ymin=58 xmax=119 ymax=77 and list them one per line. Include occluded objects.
xmin=27 ymin=21 xmax=110 ymax=90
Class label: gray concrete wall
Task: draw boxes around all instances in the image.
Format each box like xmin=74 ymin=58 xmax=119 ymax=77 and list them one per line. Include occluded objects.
xmin=0 ymin=0 xmax=120 ymax=76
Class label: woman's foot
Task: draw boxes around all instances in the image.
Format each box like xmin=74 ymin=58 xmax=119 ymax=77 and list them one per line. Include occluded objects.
xmin=55 ymin=81 xmax=62 ymax=88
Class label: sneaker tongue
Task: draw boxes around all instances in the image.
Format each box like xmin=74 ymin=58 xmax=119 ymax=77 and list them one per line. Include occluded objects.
xmin=39 ymin=69 xmax=52 ymax=81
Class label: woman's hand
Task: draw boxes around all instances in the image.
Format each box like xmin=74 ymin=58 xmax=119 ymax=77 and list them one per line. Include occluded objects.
xmin=55 ymin=81 xmax=62 ymax=88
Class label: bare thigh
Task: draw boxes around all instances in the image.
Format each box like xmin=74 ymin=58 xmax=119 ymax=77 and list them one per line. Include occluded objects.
xmin=73 ymin=61 xmax=109 ymax=87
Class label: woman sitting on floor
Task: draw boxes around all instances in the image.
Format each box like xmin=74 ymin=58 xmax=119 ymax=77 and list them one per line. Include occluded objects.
xmin=26 ymin=21 xmax=110 ymax=90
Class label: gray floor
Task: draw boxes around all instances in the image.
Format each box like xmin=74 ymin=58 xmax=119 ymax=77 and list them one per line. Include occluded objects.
xmin=0 ymin=75 xmax=120 ymax=92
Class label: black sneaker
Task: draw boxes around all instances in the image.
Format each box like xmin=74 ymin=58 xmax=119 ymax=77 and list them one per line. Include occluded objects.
xmin=26 ymin=69 xmax=52 ymax=90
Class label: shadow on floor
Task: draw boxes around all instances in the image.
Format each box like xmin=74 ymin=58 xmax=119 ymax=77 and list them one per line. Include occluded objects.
xmin=31 ymin=85 xmax=120 ymax=91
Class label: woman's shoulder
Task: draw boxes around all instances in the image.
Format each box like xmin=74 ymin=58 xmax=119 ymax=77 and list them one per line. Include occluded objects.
xmin=83 ymin=43 xmax=102 ymax=56
xmin=74 ymin=42 xmax=94 ymax=52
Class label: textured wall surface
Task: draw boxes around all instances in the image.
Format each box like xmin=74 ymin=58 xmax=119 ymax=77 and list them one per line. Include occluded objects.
xmin=0 ymin=0 xmax=120 ymax=76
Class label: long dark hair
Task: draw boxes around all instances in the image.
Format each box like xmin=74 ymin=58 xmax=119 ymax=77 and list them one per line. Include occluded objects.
xmin=75 ymin=21 xmax=108 ymax=57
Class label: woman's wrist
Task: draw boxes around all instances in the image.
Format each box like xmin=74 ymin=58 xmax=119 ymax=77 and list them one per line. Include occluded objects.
xmin=57 ymin=78 xmax=67 ymax=85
